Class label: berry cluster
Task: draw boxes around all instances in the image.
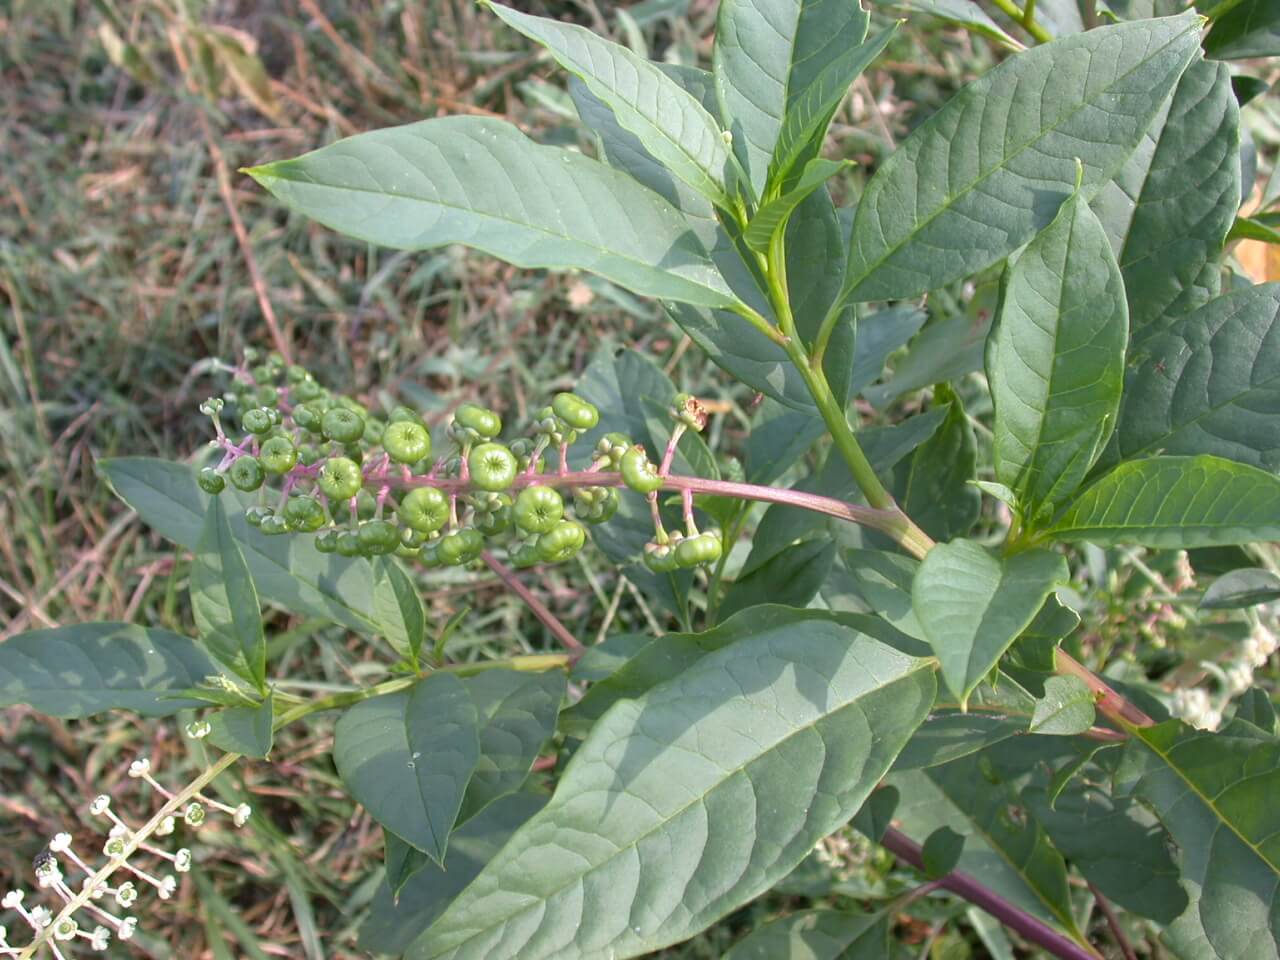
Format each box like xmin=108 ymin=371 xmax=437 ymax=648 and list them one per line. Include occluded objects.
xmin=196 ymin=352 xmax=723 ymax=572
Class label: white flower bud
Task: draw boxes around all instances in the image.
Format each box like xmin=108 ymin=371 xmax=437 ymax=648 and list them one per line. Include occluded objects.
xmin=128 ymin=758 xmax=151 ymax=779
xmin=155 ymin=816 xmax=176 ymax=837
xmin=118 ymin=917 xmax=137 ymax=940
xmin=174 ymin=849 xmax=192 ymax=873
xmin=233 ymin=804 xmax=252 ymax=828
xmin=1 ymin=891 xmax=23 ymax=909
xmin=90 ymin=925 xmax=111 ymax=950
xmin=158 ymin=876 xmax=177 ymax=900
xmin=186 ymin=719 xmax=212 ymax=739
xmin=49 ymin=833 xmax=72 ymax=853
xmin=1226 ymin=661 xmax=1254 ymax=696
xmin=89 ymin=795 xmax=111 ymax=816
xmin=29 ymin=905 xmax=52 ymax=928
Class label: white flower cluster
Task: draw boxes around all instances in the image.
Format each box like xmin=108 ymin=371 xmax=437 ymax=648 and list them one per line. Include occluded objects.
xmin=1170 ymin=687 xmax=1222 ymax=731
xmin=1 ymin=749 xmax=250 ymax=958
xmin=1242 ymin=623 xmax=1278 ymax=669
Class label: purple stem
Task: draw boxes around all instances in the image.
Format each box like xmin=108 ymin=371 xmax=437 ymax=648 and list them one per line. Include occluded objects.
xmin=879 ymin=827 xmax=1101 ymax=960
xmin=480 ymin=550 xmax=583 ymax=653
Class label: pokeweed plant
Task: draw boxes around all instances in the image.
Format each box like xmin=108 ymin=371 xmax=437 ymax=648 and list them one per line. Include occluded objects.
xmin=3 ymin=1 xmax=1280 ymax=957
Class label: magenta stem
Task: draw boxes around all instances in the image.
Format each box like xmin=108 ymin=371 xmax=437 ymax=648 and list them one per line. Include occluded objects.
xmin=481 ymin=550 xmax=583 ymax=653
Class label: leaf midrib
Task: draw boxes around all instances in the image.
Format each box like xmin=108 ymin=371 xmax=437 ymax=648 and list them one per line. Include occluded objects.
xmin=847 ymin=19 xmax=1196 ymax=297
xmin=421 ymin=657 xmax=932 ymax=958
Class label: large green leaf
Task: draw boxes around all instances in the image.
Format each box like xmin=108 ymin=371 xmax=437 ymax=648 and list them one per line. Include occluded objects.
xmin=871 ymin=0 xmax=1019 ymax=49
xmin=488 ymin=3 xmax=731 ymax=209
xmin=1092 ymin=58 xmax=1239 ymax=338
xmin=333 ymin=673 xmax=480 ymax=866
xmin=886 ymin=752 xmax=1084 ymax=940
xmin=895 ymin=388 xmax=980 ymax=541
xmin=1047 ymin=455 xmax=1280 ymax=547
xmin=1116 ymin=720 xmax=1280 ymax=958
xmin=712 ymin=0 xmax=870 ymax=197
xmin=892 ymin=676 xmax=1039 ymax=771
xmin=191 ymin=496 xmax=266 ymax=692
xmin=1109 ymin=284 xmax=1280 ymax=472
xmin=409 ymin=619 xmax=935 ymax=959
xmin=841 ymin=12 xmax=1201 ymax=303
xmin=361 ymin=794 xmax=547 ymax=956
xmin=0 ymin=623 xmax=218 ymax=719
xmin=457 ymin=669 xmax=566 ymax=822
xmin=1204 ymin=0 xmax=1280 ymax=60
xmin=722 ymin=908 xmax=890 ymax=960
xmin=101 ymin=458 xmax=411 ymax=647
xmin=719 ymin=540 xmax=836 ymax=620
xmin=246 ymin=116 xmax=737 ymax=310
xmin=988 ymin=190 xmax=1127 ymax=517
xmin=913 ymin=539 xmax=1067 ymax=706
xmin=206 ymin=696 xmax=274 ymax=759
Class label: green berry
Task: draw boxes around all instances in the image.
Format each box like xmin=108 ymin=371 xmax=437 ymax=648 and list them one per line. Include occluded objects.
xmin=317 ymin=457 xmax=363 ymax=500
xmin=595 ymin=432 xmax=632 ymax=469
xmin=536 ymin=519 xmax=586 ymax=563
xmin=398 ymin=487 xmax=450 ymax=534
xmin=286 ymin=365 xmax=309 ymax=385
xmin=643 ymin=542 xmax=678 ymax=574
xmin=418 ymin=539 xmax=443 ymax=568
xmin=244 ymin=505 xmax=273 ymax=528
xmin=675 ymin=532 xmax=722 ymax=568
xmin=510 ymin=438 xmax=544 ymax=474
xmin=574 ymin=486 xmax=619 ymax=524
xmin=260 ymin=516 xmax=290 ymax=536
xmin=293 ymin=402 xmax=326 ymax=434
xmin=228 ymin=456 xmax=265 ymax=492
xmin=297 ymin=444 xmax=321 ymax=466
xmin=383 ymin=421 xmax=432 ymax=464
xmin=335 ymin=531 xmax=363 ymax=557
xmin=315 ymin=529 xmax=340 ymax=553
xmin=474 ymin=493 xmax=514 ymax=536
xmin=454 ymin=403 xmax=502 ymax=440
xmin=468 ymin=442 xmax=518 ymax=491
xmin=552 ymin=392 xmax=600 ymax=431
xmin=198 ymin=468 xmax=225 ymax=495
xmin=513 ymin=486 xmax=564 ymax=535
xmin=437 ymin=528 xmax=484 ymax=566
xmin=283 ymin=495 xmax=328 ymax=532
xmin=620 ymin=446 xmax=662 ymax=494
xmin=260 ymin=436 xmax=298 ymax=475
xmin=321 ymin=407 xmax=366 ymax=443
xmin=255 ymin=385 xmax=280 ymax=408
xmin=293 ymin=377 xmax=324 ymax=403
xmin=389 ymin=406 xmax=423 ymax=426
xmin=510 ymin=542 xmax=542 ymax=569
xmin=242 ymin=408 xmax=273 ymax=435
xmin=330 ymin=489 xmax=377 ymax=524
xmin=358 ymin=520 xmax=401 ymax=556
xmin=363 ymin=418 xmax=386 ymax=445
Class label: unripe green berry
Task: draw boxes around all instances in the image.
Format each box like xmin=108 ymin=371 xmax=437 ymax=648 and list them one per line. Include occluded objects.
xmin=595 ymin=432 xmax=632 ymax=468
xmin=260 ymin=436 xmax=298 ymax=475
xmin=228 ymin=456 xmax=266 ymax=492
xmin=317 ymin=457 xmax=363 ymax=500
xmin=242 ymin=408 xmax=274 ymax=435
xmin=620 ymin=446 xmax=662 ymax=494
xmin=510 ymin=541 xmax=542 ymax=569
xmin=286 ymin=365 xmax=309 ymax=385
xmin=297 ymin=444 xmax=321 ymax=466
xmin=330 ymin=489 xmax=377 ymax=524
xmin=293 ymin=377 xmax=324 ymax=403
xmin=255 ymin=385 xmax=280 ymax=408
xmin=335 ymin=531 xmax=363 ymax=557
xmin=643 ymin=542 xmax=678 ymax=573
xmin=260 ymin=516 xmax=290 ymax=536
xmin=283 ymin=496 xmax=328 ymax=532
xmin=315 ymin=529 xmax=340 ymax=553
xmin=389 ymin=406 xmax=424 ymax=426
xmin=551 ymin=392 xmax=600 ymax=431
xmin=198 ymin=468 xmax=225 ymax=495
xmin=363 ymin=418 xmax=386 ymax=445
xmin=454 ymin=403 xmax=502 ymax=439
xmin=358 ymin=520 xmax=401 ymax=556
xmin=321 ymin=407 xmax=366 ymax=443
xmin=244 ymin=505 xmax=273 ymax=527
xmin=398 ymin=487 xmax=450 ymax=534
xmin=537 ymin=519 xmax=586 ymax=563
xmin=384 ymin=421 xmax=432 ymax=464
xmin=468 ymin=442 xmax=518 ymax=491
xmin=675 ymin=532 xmax=722 ymax=568
xmin=574 ymin=486 xmax=619 ymax=524
xmin=513 ymin=486 xmax=564 ymax=535
xmin=474 ymin=493 xmax=514 ymax=536
xmin=437 ymin=528 xmax=484 ymax=566
xmin=293 ymin=402 xmax=326 ymax=434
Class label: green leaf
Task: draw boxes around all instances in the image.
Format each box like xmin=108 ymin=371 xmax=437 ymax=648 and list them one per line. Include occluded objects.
xmin=841 ymin=13 xmax=1202 ymax=303
xmin=720 ymin=540 xmax=836 ymax=620
xmin=895 ymin=389 xmax=981 ymax=542
xmin=0 ymin=623 xmax=219 ymax=719
xmin=246 ymin=116 xmax=737 ymax=310
xmin=362 ymin=794 xmax=547 ymax=956
xmin=871 ymin=0 xmax=1019 ymax=50
xmin=1200 ymin=568 xmax=1280 ymax=610
xmin=1092 ymin=58 xmax=1239 ymax=339
xmin=457 ymin=669 xmax=566 ymax=822
xmin=864 ymin=308 xmax=992 ymax=408
xmin=1047 ymin=455 xmax=1280 ymax=548
xmin=488 ymin=3 xmax=731 ymax=209
xmin=333 ymin=673 xmax=480 ymax=866
xmin=1023 ymin=781 xmax=1186 ymax=923
xmin=893 ymin=676 xmax=1040 ymax=771
xmin=192 ymin=496 xmax=266 ymax=692
xmin=723 ymin=908 xmax=890 ymax=960
xmin=886 ymin=752 xmax=1084 ymax=940
xmin=988 ymin=189 xmax=1127 ymax=517
xmin=100 ymin=458 xmax=412 ymax=647
xmin=849 ymin=304 xmax=927 ymax=399
xmin=922 ymin=826 xmax=966 ymax=878
xmin=1109 ymin=284 xmax=1280 ymax=472
xmin=1116 ymin=719 xmax=1280 ymax=958
xmin=712 ymin=0 xmax=870 ymax=197
xmin=410 ymin=619 xmax=935 ymax=959
xmin=1028 ymin=676 xmax=1095 ymax=735
xmin=842 ymin=549 xmax=923 ymax=639
xmin=852 ymin=786 xmax=899 ymax=844
xmin=374 ymin=559 xmax=426 ymax=666
xmin=1229 ymin=216 xmax=1280 ymax=244
xmin=1204 ymin=0 xmax=1280 ymax=60
xmin=913 ymin=539 xmax=1067 ymax=706
xmin=206 ymin=695 xmax=274 ymax=758
xmin=1234 ymin=687 xmax=1277 ymax=734
xmin=743 ymin=159 xmax=848 ymax=252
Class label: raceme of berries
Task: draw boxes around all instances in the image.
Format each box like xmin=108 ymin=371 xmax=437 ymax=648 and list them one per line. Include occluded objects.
xmin=1 ymin=742 xmax=249 ymax=958
xmin=195 ymin=361 xmax=728 ymax=571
